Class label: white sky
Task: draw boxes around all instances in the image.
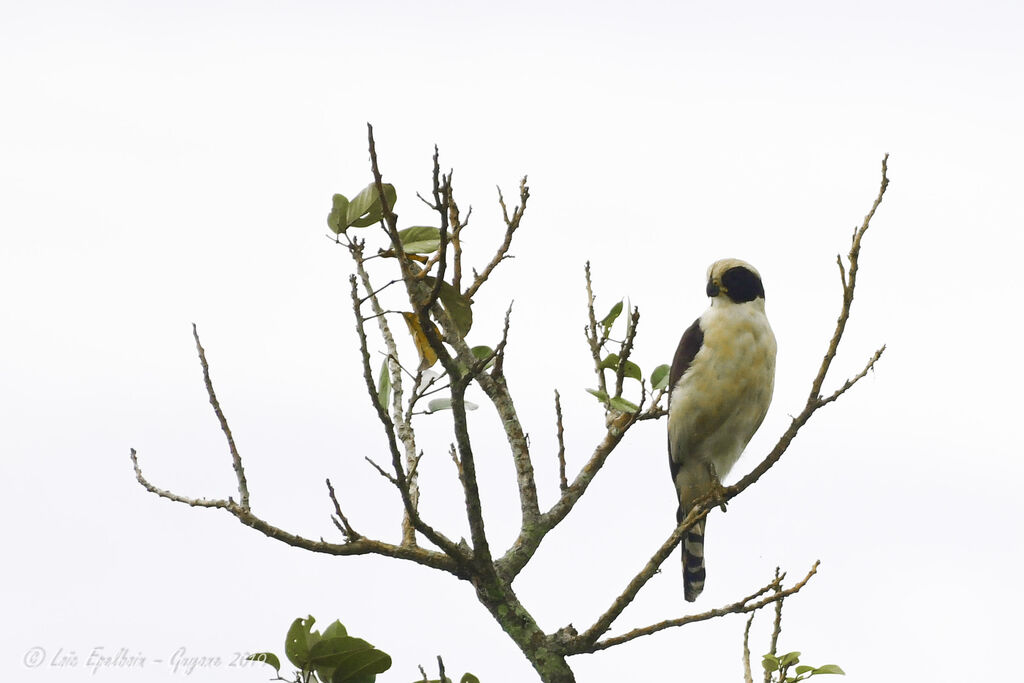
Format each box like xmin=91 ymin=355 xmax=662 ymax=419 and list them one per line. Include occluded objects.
xmin=3 ymin=1 xmax=1022 ymax=681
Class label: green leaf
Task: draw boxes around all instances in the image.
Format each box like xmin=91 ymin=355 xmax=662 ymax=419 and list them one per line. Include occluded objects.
xmin=586 ymin=388 xmax=609 ymax=404
xmin=795 ymin=665 xmax=814 ymax=675
xmin=308 ymin=636 xmax=372 ymax=666
xmin=422 ymin=277 xmax=473 ymax=336
xmin=622 ymin=360 xmax=641 ymax=381
xmin=246 ymin=653 xmax=281 ymax=673
xmin=465 ymin=345 xmax=495 ymax=371
xmin=322 ymin=620 xmax=348 ymax=640
xmin=651 ymin=364 xmax=670 ymax=391
xmin=427 ymin=398 xmax=479 ymax=413
xmin=331 ymin=649 xmax=393 ymax=682
xmin=811 ymin=665 xmax=845 ymax=675
xmin=598 ymin=354 xmax=642 ymax=382
xmin=285 ymin=616 xmax=317 ymax=669
xmin=471 ymin=345 xmax=494 ymax=360
xmin=461 ymin=675 xmax=481 ymax=683
xmin=609 ymin=396 xmax=639 ymax=413
xmin=399 ymin=226 xmax=442 ymax=254
xmin=307 ymin=637 xmax=392 ymax=683
xmin=347 ymin=183 xmax=397 ymax=228
xmin=779 ymin=652 xmax=802 ymax=668
xmin=600 ymin=300 xmax=623 ymax=328
xmin=328 ymin=194 xmax=350 ymax=234
xmin=762 ymin=654 xmax=781 ymax=672
xmin=376 ymin=360 xmax=391 ymax=410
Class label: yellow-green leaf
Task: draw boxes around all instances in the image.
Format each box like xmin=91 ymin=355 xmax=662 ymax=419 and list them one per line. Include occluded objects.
xmin=402 ymin=312 xmax=439 ymax=369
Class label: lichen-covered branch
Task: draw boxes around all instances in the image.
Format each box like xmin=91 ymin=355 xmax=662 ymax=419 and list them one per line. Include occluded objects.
xmin=191 ymin=323 xmax=249 ymax=510
xmin=348 ymin=274 xmax=467 ymax=563
xmin=349 ymin=238 xmax=421 ymax=545
xmin=743 ymin=613 xmax=756 ymax=683
xmin=554 ymin=390 xmax=568 ymax=492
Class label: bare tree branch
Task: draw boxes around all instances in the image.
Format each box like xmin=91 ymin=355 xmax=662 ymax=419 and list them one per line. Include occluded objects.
xmin=350 ymin=239 xmax=421 ymax=545
xmin=465 ymin=177 xmax=529 ymax=298
xmin=130 ymin=448 xmax=231 ymax=509
xmin=818 ymin=345 xmax=885 ymax=407
xmin=433 ymin=300 xmax=542 ymax=542
xmin=349 ymin=275 xmax=467 ymax=563
xmin=572 ymin=506 xmax=710 ymax=651
xmin=765 ymin=568 xmax=784 ymax=683
xmin=578 ymin=562 xmax=820 ymax=653
xmin=554 ymin=390 xmax=568 ymax=492
xmin=449 ymin=195 xmax=469 ymax=293
xmin=130 ymin=450 xmax=459 ymax=573
xmin=496 ymin=404 xmax=643 ymax=582
xmin=325 ymin=478 xmax=360 ymax=542
xmin=613 ymin=307 xmax=640 ymax=399
xmin=809 ymin=153 xmax=889 ymax=403
xmin=192 ymin=324 xmax=250 ymax=510
xmin=584 ymin=262 xmax=608 ymax=397
xmin=728 ymin=155 xmax=890 ymax=500
xmin=743 ymin=613 xmax=756 ymax=683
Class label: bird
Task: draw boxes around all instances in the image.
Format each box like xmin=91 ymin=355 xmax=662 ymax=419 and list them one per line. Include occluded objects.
xmin=668 ymin=258 xmax=777 ymax=602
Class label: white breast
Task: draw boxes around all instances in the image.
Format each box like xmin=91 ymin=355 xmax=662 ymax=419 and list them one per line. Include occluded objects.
xmin=668 ymin=301 xmax=776 ymax=505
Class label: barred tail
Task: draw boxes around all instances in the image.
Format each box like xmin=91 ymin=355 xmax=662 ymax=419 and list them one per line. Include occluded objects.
xmin=682 ymin=516 xmax=706 ymax=602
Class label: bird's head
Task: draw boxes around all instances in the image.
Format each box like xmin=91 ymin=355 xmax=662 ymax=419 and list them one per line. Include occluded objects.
xmin=706 ymin=258 xmax=766 ymax=305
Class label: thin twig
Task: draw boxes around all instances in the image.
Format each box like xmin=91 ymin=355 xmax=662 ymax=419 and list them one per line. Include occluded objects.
xmin=809 ymin=153 xmax=889 ymax=402
xmin=743 ymin=612 xmax=756 ymax=683
xmin=325 ymin=478 xmax=360 ymax=542
xmin=554 ymin=390 xmax=568 ymax=492
xmin=765 ymin=567 xmax=784 ymax=683
xmin=130 ymin=449 xmax=230 ymax=508
xmin=613 ymin=306 xmax=640 ymax=399
xmin=729 ymin=155 xmax=890 ymax=501
xmin=364 ymin=456 xmax=398 ymax=486
xmin=818 ymin=345 xmax=886 ymax=407
xmin=465 ymin=177 xmax=528 ymax=298
xmin=449 ymin=443 xmax=463 ymax=480
xmin=583 ymin=262 xmax=608 ymax=396
xmin=350 ymin=241 xmax=421 ymax=545
xmin=349 ymin=275 xmax=464 ymax=561
xmin=129 ymin=450 xmax=458 ymax=573
xmin=192 ymin=324 xmax=250 ymax=510
xmin=578 ymin=562 xmax=820 ymax=653
xmin=573 ymin=505 xmax=712 ymax=649
xmin=450 ymin=195 xmax=468 ymax=293
xmin=436 ymin=304 xmax=541 ymax=538
xmin=489 ymin=302 xmax=513 ymax=380
xmin=495 ymin=398 xmax=643 ymax=582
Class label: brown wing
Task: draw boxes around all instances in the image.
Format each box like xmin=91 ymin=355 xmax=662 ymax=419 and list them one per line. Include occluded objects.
xmin=670 ymin=318 xmax=704 ymax=393
xmin=668 ymin=317 xmax=703 ymax=484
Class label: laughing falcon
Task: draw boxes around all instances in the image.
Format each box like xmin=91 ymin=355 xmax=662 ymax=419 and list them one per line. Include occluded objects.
xmin=668 ymin=259 xmax=777 ymax=602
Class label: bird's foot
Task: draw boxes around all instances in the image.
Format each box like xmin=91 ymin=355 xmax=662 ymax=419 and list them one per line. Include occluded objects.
xmin=707 ymin=462 xmax=729 ymax=512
